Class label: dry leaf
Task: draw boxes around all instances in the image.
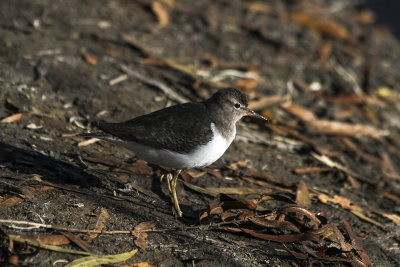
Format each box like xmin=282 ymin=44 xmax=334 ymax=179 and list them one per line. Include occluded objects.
xmin=288 ymin=13 xmax=349 ymax=39
xmin=306 ymin=119 xmax=384 ymax=139
xmin=242 ymin=2 xmax=272 ymax=13
xmin=248 ymin=95 xmax=290 ymax=111
xmin=234 ymin=78 xmax=258 ymax=90
xmin=280 ymin=102 xmax=316 ymax=121
xmin=151 ymin=1 xmax=170 ymax=27
xmin=132 ymin=221 xmax=156 ymax=250
xmin=78 ymin=138 xmax=100 ymax=147
xmin=0 ymin=196 xmax=23 ymax=207
xmin=81 ymin=51 xmax=98 ymax=65
xmin=1 ymin=113 xmax=23 ymax=123
xmin=186 ymin=170 xmax=206 ymax=178
xmin=296 ymin=180 xmax=311 ymax=208
xmin=12 ymin=234 xmax=70 ymax=245
xmin=61 ymin=232 xmax=97 ymax=254
xmin=293 ymin=167 xmax=333 ymax=174
xmin=88 ymin=208 xmax=109 ymax=241
xmin=240 ymin=228 xmax=320 ymax=242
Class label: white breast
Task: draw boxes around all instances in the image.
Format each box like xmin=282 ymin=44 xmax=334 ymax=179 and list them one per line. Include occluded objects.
xmin=112 ymin=123 xmax=235 ymax=170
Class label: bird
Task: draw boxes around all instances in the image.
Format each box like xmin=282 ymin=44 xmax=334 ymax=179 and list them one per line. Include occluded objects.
xmin=80 ymin=88 xmax=268 ymax=217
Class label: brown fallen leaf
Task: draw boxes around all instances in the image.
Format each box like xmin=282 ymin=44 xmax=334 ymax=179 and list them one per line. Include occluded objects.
xmin=248 ymin=95 xmax=290 ymax=111
xmin=11 ymin=234 xmax=70 ymax=245
xmin=293 ymin=166 xmax=333 ymax=174
xmin=185 ymin=170 xmax=206 ymax=178
xmin=0 ymin=196 xmax=23 ymax=207
xmin=132 ymin=221 xmax=157 ymax=250
xmin=342 ymin=220 xmax=372 ymax=265
xmin=1 ymin=113 xmax=24 ymax=123
xmin=318 ymin=42 xmax=332 ymax=63
xmin=242 ymin=2 xmax=272 ymax=13
xmin=81 ymin=51 xmax=98 ymax=65
xmin=242 ymin=176 xmax=292 ymax=192
xmin=280 ymin=102 xmax=317 ymax=121
xmin=282 ymin=206 xmax=321 ymax=228
xmin=88 ymin=208 xmax=109 ymax=241
xmin=234 ymin=78 xmax=258 ymax=91
xmin=239 ymin=228 xmax=320 ymax=242
xmin=249 ymin=217 xmax=300 ymax=233
xmin=221 ymin=211 xmax=236 ymax=221
xmin=200 ymin=167 xmax=222 ymax=179
xmin=296 ymin=180 xmax=311 ymax=208
xmin=287 ymin=12 xmax=349 ymax=39
xmin=306 ymin=119 xmax=385 ymax=139
xmin=61 ymin=232 xmax=98 ymax=254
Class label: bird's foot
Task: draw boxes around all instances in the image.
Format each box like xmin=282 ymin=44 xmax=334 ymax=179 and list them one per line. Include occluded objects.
xmin=171 ymin=170 xmax=182 ymax=217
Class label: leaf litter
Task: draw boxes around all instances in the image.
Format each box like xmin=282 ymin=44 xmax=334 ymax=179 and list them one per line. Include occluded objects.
xmin=1 ymin=0 xmax=400 ymax=266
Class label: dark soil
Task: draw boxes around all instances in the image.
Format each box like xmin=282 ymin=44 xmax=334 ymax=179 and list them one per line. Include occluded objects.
xmin=1 ymin=0 xmax=400 ymax=266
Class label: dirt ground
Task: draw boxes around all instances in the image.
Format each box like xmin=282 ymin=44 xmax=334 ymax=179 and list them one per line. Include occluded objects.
xmin=1 ymin=0 xmax=400 ymax=266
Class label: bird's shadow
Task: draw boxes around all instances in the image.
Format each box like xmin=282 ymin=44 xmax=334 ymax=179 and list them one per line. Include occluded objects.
xmin=0 ymin=142 xmax=201 ymax=222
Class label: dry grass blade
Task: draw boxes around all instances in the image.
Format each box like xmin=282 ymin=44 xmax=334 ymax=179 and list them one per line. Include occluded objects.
xmin=8 ymin=234 xmax=94 ymax=256
xmin=64 ymin=249 xmax=138 ymax=267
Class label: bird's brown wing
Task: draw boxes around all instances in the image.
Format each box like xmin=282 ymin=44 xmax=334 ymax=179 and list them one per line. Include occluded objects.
xmin=94 ymin=102 xmax=214 ymax=154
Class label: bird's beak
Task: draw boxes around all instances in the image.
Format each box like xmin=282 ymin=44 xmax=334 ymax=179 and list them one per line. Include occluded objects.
xmin=241 ymin=107 xmax=269 ymax=122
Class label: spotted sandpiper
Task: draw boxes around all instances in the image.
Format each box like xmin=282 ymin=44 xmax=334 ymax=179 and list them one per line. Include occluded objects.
xmin=80 ymin=88 xmax=268 ymax=217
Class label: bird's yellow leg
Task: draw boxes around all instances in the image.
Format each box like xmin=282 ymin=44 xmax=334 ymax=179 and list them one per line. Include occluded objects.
xmin=166 ymin=173 xmax=173 ymax=193
xmin=170 ymin=170 xmax=182 ymax=217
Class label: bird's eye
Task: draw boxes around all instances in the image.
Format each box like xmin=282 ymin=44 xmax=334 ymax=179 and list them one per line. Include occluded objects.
xmin=234 ymin=103 xmax=241 ymax=109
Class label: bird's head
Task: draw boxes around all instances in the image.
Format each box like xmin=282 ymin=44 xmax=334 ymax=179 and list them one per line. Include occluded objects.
xmin=208 ymin=88 xmax=269 ymax=123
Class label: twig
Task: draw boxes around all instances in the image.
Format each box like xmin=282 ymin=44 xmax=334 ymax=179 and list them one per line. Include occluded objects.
xmin=120 ymin=64 xmax=189 ymax=104
xmin=0 ymin=215 xmax=268 ymax=235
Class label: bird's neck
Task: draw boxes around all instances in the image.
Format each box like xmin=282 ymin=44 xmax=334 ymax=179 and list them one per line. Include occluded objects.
xmin=205 ymin=102 xmax=237 ymax=141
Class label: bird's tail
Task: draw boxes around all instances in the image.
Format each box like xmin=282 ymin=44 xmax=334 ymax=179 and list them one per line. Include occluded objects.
xmin=77 ymin=132 xmax=108 ymax=138
xmin=77 ymin=121 xmax=110 ymax=139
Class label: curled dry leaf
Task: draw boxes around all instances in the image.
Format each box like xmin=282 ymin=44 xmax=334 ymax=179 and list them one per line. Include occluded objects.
xmin=282 ymin=206 xmax=321 ymax=229
xmin=151 ymin=1 xmax=170 ymax=27
xmin=249 ymin=217 xmax=301 ymax=233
